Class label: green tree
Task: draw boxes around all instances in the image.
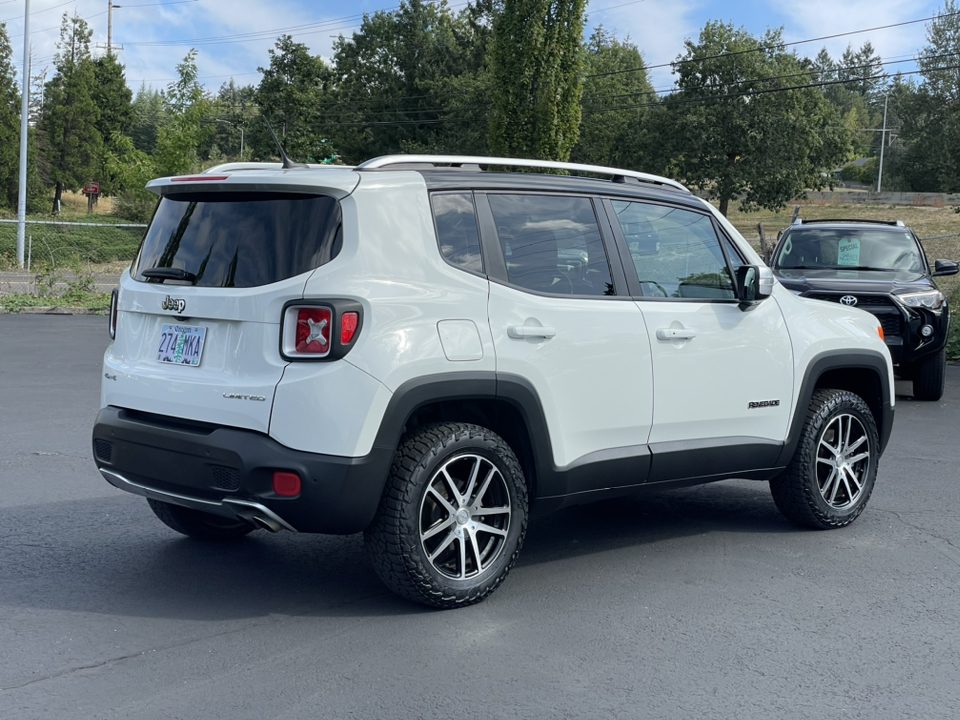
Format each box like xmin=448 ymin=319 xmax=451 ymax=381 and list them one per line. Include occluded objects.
xmin=0 ymin=23 xmax=22 ymax=211
xmin=252 ymin=36 xmax=332 ymax=162
xmin=658 ymin=22 xmax=851 ymax=215
xmin=92 ymin=53 xmax=133 ymax=195
xmin=130 ymin=84 xmax=164 ymax=155
xmin=39 ymin=14 xmax=103 ymax=213
xmin=203 ymin=80 xmax=256 ymax=162
xmin=330 ymin=1 xmax=492 ymax=162
xmin=572 ymin=26 xmax=653 ymax=168
xmin=887 ymin=1 xmax=960 ymax=191
xmin=153 ymin=50 xmax=213 ymax=176
xmin=488 ymin=0 xmax=586 ymax=161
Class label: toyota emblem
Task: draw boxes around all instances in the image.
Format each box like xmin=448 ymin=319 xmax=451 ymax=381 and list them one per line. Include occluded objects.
xmin=840 ymin=295 xmax=858 ymax=306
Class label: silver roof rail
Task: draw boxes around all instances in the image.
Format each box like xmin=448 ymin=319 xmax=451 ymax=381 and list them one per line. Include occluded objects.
xmin=356 ymin=154 xmax=689 ymax=193
xmin=203 ymin=162 xmax=354 ymax=174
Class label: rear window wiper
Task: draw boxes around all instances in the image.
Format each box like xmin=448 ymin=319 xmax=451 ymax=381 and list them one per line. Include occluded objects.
xmin=141 ymin=267 xmax=197 ymax=283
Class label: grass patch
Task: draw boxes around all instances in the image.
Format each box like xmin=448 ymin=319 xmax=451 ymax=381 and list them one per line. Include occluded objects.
xmin=0 ymin=219 xmax=145 ymax=270
xmin=0 ymin=291 xmax=110 ymax=313
xmin=725 ymin=199 xmax=960 ymax=296
xmin=948 ymin=287 xmax=960 ymax=363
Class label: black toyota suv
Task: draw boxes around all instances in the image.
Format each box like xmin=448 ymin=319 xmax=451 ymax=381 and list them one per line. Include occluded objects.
xmin=770 ymin=218 xmax=958 ymax=401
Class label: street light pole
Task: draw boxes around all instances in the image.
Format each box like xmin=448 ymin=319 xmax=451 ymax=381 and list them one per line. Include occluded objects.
xmin=877 ymin=93 xmax=889 ymax=193
xmin=16 ymin=0 xmax=31 ymax=269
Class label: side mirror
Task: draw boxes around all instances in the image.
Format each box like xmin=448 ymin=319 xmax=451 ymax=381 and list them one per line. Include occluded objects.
xmin=736 ymin=265 xmax=774 ymax=309
xmin=933 ymin=259 xmax=959 ymax=277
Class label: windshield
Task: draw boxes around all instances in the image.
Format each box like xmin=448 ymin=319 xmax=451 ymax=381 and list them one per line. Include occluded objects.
xmin=774 ymin=227 xmax=925 ymax=278
xmin=134 ymin=192 xmax=342 ymax=288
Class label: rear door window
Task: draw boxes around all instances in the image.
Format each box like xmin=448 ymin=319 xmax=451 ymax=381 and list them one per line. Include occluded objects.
xmin=134 ymin=192 xmax=342 ymax=288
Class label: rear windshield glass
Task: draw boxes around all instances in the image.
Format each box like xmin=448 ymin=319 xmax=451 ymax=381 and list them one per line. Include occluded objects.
xmin=134 ymin=192 xmax=342 ymax=288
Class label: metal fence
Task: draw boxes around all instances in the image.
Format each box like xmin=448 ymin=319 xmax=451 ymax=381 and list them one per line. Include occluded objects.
xmin=0 ymin=219 xmax=146 ymax=297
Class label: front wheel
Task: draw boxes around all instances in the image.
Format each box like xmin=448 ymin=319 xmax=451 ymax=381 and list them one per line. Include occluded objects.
xmin=364 ymin=423 xmax=528 ymax=609
xmin=770 ymin=389 xmax=879 ymax=530
xmin=912 ymin=348 xmax=946 ymax=401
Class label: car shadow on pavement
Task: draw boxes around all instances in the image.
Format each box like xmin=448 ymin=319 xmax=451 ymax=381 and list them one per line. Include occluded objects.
xmin=0 ymin=479 xmax=803 ymax=621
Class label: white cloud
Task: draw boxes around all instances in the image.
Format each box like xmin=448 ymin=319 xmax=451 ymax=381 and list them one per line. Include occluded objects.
xmin=587 ymin=0 xmax=706 ymax=91
xmin=768 ymin=0 xmax=942 ymax=72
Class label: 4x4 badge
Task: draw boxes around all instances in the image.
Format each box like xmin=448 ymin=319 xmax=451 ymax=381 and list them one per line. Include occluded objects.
xmin=161 ymin=295 xmax=187 ymax=313
xmin=840 ymin=295 xmax=858 ymax=306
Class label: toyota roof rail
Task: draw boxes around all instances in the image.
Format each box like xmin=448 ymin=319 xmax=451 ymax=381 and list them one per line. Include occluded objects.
xmin=355 ymin=154 xmax=690 ymax=193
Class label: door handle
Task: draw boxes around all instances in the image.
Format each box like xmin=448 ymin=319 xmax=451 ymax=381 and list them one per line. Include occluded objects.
xmin=508 ymin=325 xmax=557 ymax=339
xmin=656 ymin=328 xmax=696 ymax=341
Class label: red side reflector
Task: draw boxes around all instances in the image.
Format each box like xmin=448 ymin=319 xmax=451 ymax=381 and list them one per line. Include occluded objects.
xmin=341 ymin=312 xmax=359 ymax=344
xmin=171 ymin=175 xmax=229 ymax=182
xmin=295 ymin=307 xmax=333 ymax=355
xmin=273 ymin=471 xmax=301 ymax=497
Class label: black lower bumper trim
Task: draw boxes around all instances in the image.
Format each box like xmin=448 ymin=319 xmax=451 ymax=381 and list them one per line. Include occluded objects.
xmin=92 ymin=406 xmax=394 ymax=535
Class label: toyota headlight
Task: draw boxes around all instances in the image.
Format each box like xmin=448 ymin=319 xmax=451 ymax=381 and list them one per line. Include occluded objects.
xmin=895 ymin=289 xmax=944 ymax=310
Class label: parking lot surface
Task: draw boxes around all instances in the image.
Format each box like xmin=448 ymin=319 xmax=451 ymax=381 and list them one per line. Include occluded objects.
xmin=1 ymin=314 xmax=959 ymax=719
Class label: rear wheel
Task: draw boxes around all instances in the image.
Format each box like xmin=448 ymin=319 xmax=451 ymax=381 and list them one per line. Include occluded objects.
xmin=770 ymin=389 xmax=879 ymax=530
xmin=912 ymin=348 xmax=946 ymax=401
xmin=364 ymin=422 xmax=528 ymax=609
xmin=147 ymin=498 xmax=256 ymax=541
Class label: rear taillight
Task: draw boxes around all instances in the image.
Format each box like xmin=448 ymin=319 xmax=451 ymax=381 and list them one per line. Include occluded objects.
xmin=280 ymin=301 xmax=363 ymax=361
xmin=108 ymin=288 xmax=118 ymax=339
xmin=341 ymin=312 xmax=359 ymax=345
xmin=295 ymin=307 xmax=333 ymax=356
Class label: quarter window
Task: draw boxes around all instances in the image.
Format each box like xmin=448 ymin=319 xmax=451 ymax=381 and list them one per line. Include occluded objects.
xmin=611 ymin=200 xmax=736 ymax=300
xmin=488 ymin=194 xmax=614 ymax=296
xmin=431 ymin=192 xmax=483 ymax=273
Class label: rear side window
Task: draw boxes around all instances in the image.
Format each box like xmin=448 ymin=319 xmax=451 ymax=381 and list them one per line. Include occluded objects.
xmin=611 ymin=200 xmax=736 ymax=300
xmin=431 ymin=192 xmax=483 ymax=273
xmin=134 ymin=192 xmax=342 ymax=288
xmin=488 ymin=194 xmax=614 ymax=296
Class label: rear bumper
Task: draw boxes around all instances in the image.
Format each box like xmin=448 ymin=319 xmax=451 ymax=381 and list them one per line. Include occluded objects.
xmin=92 ymin=406 xmax=393 ymax=534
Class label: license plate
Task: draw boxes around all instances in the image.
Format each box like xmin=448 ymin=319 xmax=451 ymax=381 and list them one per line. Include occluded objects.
xmin=157 ymin=324 xmax=207 ymax=366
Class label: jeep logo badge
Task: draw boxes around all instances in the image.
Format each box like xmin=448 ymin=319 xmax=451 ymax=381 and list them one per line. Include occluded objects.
xmin=840 ymin=295 xmax=858 ymax=306
xmin=161 ymin=295 xmax=187 ymax=314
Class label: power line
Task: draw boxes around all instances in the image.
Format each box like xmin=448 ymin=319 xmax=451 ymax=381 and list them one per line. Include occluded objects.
xmin=585 ymin=11 xmax=960 ymax=80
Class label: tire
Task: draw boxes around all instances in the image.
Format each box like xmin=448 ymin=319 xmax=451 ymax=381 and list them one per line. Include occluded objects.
xmin=912 ymin=348 xmax=946 ymax=401
xmin=770 ymin=389 xmax=879 ymax=530
xmin=364 ymin=422 xmax=528 ymax=609
xmin=147 ymin=498 xmax=256 ymax=541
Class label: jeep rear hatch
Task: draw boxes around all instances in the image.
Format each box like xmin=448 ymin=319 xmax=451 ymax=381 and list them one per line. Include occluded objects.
xmin=104 ymin=179 xmax=355 ymax=433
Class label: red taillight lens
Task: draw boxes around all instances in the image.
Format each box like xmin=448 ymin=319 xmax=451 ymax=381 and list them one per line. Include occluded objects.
xmin=295 ymin=307 xmax=332 ymax=355
xmin=272 ymin=471 xmax=301 ymax=497
xmin=341 ymin=311 xmax=359 ymax=344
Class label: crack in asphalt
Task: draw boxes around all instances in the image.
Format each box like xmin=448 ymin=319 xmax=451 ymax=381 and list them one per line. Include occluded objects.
xmin=0 ymin=590 xmax=392 ymax=693
xmin=877 ymin=508 xmax=960 ymax=570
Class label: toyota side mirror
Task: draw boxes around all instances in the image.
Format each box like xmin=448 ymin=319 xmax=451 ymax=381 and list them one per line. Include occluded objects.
xmin=933 ymin=259 xmax=959 ymax=277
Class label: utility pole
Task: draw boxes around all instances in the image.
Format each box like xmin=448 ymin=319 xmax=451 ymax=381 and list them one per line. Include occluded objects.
xmin=108 ymin=0 xmax=113 ymax=55
xmin=877 ymin=93 xmax=889 ymax=193
xmin=17 ymin=0 xmax=32 ymax=268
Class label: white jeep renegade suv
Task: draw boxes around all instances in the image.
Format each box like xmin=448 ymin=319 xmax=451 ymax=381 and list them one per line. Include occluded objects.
xmin=93 ymin=155 xmax=895 ymax=608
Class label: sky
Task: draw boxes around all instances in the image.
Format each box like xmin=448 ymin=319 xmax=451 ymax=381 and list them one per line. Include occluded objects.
xmin=0 ymin=0 xmax=949 ymax=96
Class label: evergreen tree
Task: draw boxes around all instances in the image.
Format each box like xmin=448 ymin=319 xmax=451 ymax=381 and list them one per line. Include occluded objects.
xmin=488 ymin=0 xmax=586 ymax=162
xmin=0 ymin=23 xmax=22 ymax=211
xmin=39 ymin=14 xmax=103 ymax=213
xmin=130 ymin=84 xmax=164 ymax=155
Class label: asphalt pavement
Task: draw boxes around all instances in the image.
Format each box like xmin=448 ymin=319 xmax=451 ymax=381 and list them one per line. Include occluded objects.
xmin=1 ymin=314 xmax=959 ymax=719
